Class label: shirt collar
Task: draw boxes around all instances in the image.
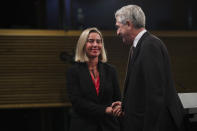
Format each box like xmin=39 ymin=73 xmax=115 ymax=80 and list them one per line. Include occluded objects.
xmin=133 ymin=29 xmax=147 ymax=48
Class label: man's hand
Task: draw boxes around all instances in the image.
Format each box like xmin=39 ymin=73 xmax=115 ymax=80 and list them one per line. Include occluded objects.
xmin=111 ymin=101 xmax=124 ymax=117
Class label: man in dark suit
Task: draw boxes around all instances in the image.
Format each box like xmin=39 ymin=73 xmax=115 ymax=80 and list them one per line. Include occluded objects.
xmin=112 ymin=5 xmax=187 ymax=131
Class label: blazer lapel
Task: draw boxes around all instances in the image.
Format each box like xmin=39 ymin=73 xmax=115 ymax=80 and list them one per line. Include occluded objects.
xmin=80 ymin=63 xmax=98 ymax=97
xmin=97 ymin=62 xmax=105 ymax=99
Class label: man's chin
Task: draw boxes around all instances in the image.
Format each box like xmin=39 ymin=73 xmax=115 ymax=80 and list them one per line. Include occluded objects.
xmin=122 ymin=39 xmax=130 ymax=45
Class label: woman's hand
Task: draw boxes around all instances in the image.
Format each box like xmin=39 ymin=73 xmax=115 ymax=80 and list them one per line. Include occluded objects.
xmin=105 ymin=106 xmax=113 ymax=115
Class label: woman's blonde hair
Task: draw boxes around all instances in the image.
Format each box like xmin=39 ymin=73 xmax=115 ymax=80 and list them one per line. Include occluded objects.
xmin=75 ymin=27 xmax=107 ymax=63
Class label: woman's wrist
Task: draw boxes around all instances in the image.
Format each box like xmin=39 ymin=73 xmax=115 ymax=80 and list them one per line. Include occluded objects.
xmin=105 ymin=106 xmax=113 ymax=115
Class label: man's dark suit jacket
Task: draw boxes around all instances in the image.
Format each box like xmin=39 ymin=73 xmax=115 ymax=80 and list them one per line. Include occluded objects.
xmin=122 ymin=32 xmax=186 ymax=131
xmin=66 ymin=62 xmax=121 ymax=131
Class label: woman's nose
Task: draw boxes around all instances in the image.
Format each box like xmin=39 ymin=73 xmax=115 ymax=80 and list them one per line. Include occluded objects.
xmin=92 ymin=41 xmax=97 ymax=47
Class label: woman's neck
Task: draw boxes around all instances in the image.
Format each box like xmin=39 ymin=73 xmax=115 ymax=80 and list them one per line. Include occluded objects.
xmin=87 ymin=58 xmax=98 ymax=70
xmin=87 ymin=58 xmax=99 ymax=79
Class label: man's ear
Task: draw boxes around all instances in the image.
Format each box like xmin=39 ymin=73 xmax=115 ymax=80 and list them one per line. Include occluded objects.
xmin=126 ymin=21 xmax=132 ymax=27
xmin=126 ymin=21 xmax=133 ymax=29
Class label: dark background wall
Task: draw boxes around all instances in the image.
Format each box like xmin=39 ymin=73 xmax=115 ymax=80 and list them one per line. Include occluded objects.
xmin=0 ymin=0 xmax=197 ymax=131
xmin=70 ymin=0 xmax=173 ymax=30
xmin=0 ymin=0 xmax=196 ymax=30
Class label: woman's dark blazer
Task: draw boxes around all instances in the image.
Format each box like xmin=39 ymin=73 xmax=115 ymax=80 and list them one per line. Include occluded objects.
xmin=66 ymin=62 xmax=121 ymax=131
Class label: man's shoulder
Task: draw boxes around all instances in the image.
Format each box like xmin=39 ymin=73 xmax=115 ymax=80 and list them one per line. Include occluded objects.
xmin=142 ymin=33 xmax=164 ymax=48
xmin=145 ymin=32 xmax=161 ymax=42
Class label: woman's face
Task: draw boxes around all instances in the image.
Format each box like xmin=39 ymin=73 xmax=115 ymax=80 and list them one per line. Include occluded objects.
xmin=85 ymin=32 xmax=103 ymax=59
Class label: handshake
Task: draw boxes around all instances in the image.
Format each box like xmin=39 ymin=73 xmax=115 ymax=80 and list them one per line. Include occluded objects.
xmin=105 ymin=101 xmax=124 ymax=117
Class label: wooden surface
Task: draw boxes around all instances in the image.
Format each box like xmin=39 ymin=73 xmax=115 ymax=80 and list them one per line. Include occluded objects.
xmin=0 ymin=29 xmax=196 ymax=108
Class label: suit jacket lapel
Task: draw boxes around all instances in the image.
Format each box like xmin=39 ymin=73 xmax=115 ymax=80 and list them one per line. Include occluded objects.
xmin=130 ymin=32 xmax=149 ymax=65
xmin=123 ymin=46 xmax=133 ymax=94
xmin=123 ymin=32 xmax=150 ymax=94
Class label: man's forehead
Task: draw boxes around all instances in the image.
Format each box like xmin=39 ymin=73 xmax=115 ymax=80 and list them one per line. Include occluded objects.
xmin=116 ymin=21 xmax=122 ymax=26
xmin=115 ymin=16 xmax=121 ymax=22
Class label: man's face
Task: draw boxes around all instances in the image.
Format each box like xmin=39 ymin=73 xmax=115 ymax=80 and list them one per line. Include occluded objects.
xmin=115 ymin=19 xmax=133 ymax=45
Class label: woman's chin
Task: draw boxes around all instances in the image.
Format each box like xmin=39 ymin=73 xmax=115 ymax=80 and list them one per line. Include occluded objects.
xmin=88 ymin=54 xmax=99 ymax=59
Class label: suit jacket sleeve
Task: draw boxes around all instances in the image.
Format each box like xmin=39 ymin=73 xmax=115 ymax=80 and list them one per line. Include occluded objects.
xmin=140 ymin=40 xmax=166 ymax=131
xmin=66 ymin=66 xmax=106 ymax=118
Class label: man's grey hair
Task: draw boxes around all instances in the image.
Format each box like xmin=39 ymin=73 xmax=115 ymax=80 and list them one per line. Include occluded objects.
xmin=115 ymin=5 xmax=146 ymax=29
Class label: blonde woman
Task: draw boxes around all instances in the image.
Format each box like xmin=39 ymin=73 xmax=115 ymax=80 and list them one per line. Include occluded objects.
xmin=66 ymin=27 xmax=121 ymax=131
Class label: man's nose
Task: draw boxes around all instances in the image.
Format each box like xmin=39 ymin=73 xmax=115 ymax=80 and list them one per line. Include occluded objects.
xmin=117 ymin=29 xmax=120 ymax=36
